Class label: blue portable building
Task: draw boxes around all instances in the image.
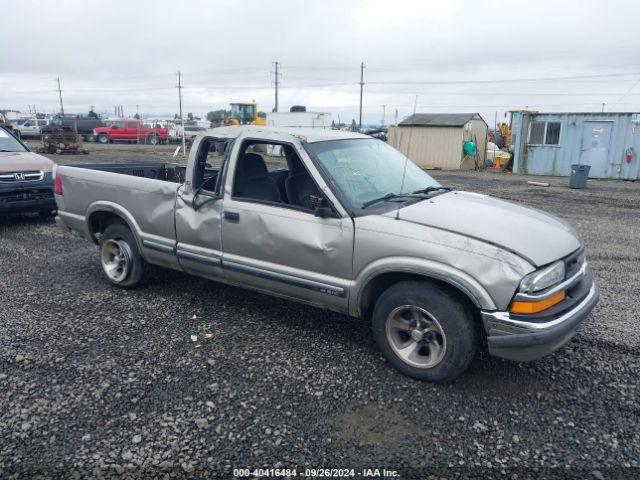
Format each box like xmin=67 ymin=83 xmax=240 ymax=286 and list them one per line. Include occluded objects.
xmin=511 ymin=111 xmax=640 ymax=179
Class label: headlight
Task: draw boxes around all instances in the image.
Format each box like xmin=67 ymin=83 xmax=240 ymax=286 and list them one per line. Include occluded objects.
xmin=519 ymin=261 xmax=565 ymax=293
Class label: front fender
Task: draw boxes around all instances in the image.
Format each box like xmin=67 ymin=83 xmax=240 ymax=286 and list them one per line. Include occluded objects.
xmin=350 ymin=256 xmax=498 ymax=316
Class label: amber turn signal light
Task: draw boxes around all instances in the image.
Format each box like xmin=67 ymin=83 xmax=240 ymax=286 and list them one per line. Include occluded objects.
xmin=510 ymin=291 xmax=566 ymax=314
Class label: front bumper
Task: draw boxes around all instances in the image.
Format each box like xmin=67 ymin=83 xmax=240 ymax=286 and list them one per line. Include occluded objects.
xmin=0 ymin=181 xmax=56 ymax=215
xmin=481 ymin=278 xmax=599 ymax=362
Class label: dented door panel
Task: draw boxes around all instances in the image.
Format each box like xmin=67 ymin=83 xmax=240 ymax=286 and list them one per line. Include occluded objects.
xmin=221 ymin=199 xmax=353 ymax=310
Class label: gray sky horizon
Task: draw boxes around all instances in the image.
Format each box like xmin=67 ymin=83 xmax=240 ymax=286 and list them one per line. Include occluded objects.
xmin=2 ymin=0 xmax=640 ymax=125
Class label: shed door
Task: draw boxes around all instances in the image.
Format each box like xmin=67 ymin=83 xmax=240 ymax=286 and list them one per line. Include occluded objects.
xmin=579 ymin=121 xmax=612 ymax=178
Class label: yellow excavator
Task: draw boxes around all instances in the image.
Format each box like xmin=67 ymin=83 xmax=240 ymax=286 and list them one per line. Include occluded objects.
xmin=222 ymin=101 xmax=266 ymax=126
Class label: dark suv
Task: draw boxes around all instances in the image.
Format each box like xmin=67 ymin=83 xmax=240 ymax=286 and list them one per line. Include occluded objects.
xmin=0 ymin=126 xmax=56 ymax=217
xmin=41 ymin=115 xmax=105 ymax=142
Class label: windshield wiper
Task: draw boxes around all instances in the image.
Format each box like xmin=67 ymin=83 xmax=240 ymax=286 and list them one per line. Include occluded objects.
xmin=361 ymin=193 xmax=412 ymax=209
xmin=362 ymin=192 xmax=434 ymax=209
xmin=0 ymin=149 xmax=18 ymax=152
xmin=412 ymin=186 xmax=452 ymax=195
xmin=362 ymin=186 xmax=452 ymax=209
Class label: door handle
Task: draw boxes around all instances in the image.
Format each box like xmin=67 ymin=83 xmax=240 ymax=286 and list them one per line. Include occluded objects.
xmin=223 ymin=211 xmax=240 ymax=223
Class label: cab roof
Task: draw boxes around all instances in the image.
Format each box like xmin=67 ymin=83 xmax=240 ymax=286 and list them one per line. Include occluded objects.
xmin=203 ymin=126 xmax=370 ymax=143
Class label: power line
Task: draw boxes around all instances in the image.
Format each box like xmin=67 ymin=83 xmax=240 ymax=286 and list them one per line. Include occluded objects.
xmin=367 ymin=71 xmax=640 ymax=86
xmin=607 ymin=76 xmax=640 ymax=111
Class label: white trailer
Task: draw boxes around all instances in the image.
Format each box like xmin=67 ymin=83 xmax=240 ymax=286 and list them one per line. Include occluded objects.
xmin=266 ymin=111 xmax=333 ymax=129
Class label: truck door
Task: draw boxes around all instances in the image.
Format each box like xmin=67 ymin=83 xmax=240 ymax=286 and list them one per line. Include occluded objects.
xmin=126 ymin=121 xmax=140 ymax=142
xmin=220 ymin=136 xmax=353 ymax=311
xmin=174 ymin=136 xmax=226 ymax=280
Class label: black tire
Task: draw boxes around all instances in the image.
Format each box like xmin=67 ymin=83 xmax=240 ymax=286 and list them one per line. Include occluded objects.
xmin=147 ymin=135 xmax=158 ymax=145
xmin=39 ymin=209 xmax=56 ymax=219
xmin=99 ymin=222 xmax=144 ymax=288
xmin=98 ymin=134 xmax=109 ymax=144
xmin=372 ymin=281 xmax=478 ymax=382
xmin=85 ymin=134 xmax=95 ymax=143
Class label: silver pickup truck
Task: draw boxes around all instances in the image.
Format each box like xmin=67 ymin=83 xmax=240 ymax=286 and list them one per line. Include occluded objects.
xmin=55 ymin=126 xmax=598 ymax=382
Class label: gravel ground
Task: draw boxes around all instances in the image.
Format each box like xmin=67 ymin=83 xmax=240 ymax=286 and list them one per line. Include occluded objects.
xmin=1 ymin=145 xmax=639 ymax=479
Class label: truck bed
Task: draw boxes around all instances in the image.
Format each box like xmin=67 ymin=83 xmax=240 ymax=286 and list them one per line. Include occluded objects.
xmin=67 ymin=162 xmax=190 ymax=183
xmin=55 ymin=161 xmax=220 ymax=245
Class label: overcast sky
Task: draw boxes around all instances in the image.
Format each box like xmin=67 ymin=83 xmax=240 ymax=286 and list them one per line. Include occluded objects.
xmin=2 ymin=0 xmax=639 ymax=125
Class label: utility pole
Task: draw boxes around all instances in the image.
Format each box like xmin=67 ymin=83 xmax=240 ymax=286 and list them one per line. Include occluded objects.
xmin=177 ymin=71 xmax=186 ymax=155
xmin=56 ymin=77 xmax=64 ymax=115
xmin=394 ymin=108 xmax=398 ymax=126
xmin=381 ymin=104 xmax=386 ymax=126
xmin=358 ymin=62 xmax=365 ymax=130
xmin=601 ymin=102 xmax=605 ymax=113
xmin=273 ymin=61 xmax=281 ymax=112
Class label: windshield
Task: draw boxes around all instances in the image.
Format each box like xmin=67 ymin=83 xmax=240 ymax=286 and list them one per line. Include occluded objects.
xmin=305 ymin=138 xmax=441 ymax=211
xmin=0 ymin=128 xmax=28 ymax=152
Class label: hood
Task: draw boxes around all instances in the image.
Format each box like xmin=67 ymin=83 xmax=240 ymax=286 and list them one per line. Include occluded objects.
xmin=389 ymin=191 xmax=581 ymax=266
xmin=0 ymin=151 xmax=54 ymax=172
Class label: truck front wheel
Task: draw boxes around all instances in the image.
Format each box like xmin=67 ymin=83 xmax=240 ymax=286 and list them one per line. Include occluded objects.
xmin=98 ymin=134 xmax=109 ymax=144
xmin=99 ymin=222 xmax=144 ymax=288
xmin=372 ymin=281 xmax=478 ymax=382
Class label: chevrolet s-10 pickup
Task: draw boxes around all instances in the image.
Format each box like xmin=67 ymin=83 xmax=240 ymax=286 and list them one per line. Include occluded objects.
xmin=54 ymin=126 xmax=598 ymax=381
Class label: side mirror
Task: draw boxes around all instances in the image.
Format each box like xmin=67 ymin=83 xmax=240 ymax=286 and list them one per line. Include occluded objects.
xmin=311 ymin=195 xmax=338 ymax=218
xmin=112 ymin=125 xmax=118 ymax=129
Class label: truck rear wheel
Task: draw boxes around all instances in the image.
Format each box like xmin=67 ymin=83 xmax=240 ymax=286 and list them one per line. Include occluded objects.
xmin=147 ymin=135 xmax=158 ymax=145
xmin=372 ymin=281 xmax=477 ymax=382
xmin=99 ymin=222 xmax=144 ymax=288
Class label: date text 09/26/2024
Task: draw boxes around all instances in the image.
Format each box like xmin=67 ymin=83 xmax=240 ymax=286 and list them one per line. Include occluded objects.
xmin=233 ymin=468 xmax=400 ymax=478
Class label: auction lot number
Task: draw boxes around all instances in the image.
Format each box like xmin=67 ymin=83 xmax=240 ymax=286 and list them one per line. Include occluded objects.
xmin=234 ymin=468 xmax=399 ymax=478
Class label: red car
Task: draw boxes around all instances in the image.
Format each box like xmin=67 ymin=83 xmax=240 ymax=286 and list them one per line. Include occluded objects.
xmin=93 ymin=119 xmax=168 ymax=145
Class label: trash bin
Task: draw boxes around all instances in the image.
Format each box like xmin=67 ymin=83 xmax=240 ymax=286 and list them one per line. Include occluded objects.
xmin=569 ymin=164 xmax=591 ymax=189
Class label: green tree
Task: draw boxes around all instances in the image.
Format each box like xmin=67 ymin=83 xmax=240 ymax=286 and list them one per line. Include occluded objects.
xmin=187 ymin=112 xmax=194 ymax=121
xmin=206 ymin=109 xmax=230 ymax=123
xmin=133 ymin=113 xmax=140 ymax=120
xmin=88 ymin=109 xmax=99 ymax=119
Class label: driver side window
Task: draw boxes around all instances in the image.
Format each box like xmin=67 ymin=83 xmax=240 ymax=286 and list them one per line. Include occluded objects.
xmin=232 ymin=141 xmax=323 ymax=212
xmin=193 ymin=138 xmax=229 ymax=193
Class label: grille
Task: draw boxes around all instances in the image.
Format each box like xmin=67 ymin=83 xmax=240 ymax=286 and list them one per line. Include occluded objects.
xmin=0 ymin=170 xmax=44 ymax=183
xmin=0 ymin=189 xmax=53 ymax=203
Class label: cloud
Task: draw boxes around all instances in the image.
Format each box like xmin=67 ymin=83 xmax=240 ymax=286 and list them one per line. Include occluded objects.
xmin=1 ymin=0 xmax=639 ymax=123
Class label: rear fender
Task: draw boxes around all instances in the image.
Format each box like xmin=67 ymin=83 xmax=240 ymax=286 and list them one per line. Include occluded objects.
xmin=86 ymin=201 xmax=144 ymax=248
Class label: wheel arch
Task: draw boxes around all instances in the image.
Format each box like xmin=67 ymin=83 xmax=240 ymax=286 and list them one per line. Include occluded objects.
xmin=86 ymin=202 xmax=143 ymax=249
xmin=353 ymin=259 xmax=497 ymax=320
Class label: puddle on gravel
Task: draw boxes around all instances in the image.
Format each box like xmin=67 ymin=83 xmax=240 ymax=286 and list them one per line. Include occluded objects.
xmin=334 ymin=405 xmax=421 ymax=450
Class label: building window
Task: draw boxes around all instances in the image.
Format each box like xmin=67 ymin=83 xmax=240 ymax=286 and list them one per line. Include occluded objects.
xmin=528 ymin=121 xmax=561 ymax=146
xmin=545 ymin=122 xmax=561 ymax=145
